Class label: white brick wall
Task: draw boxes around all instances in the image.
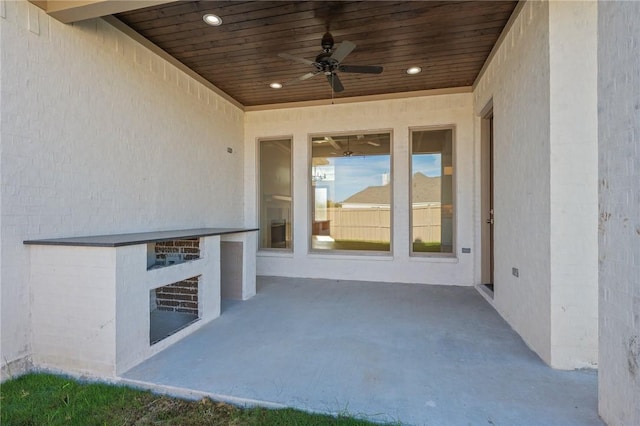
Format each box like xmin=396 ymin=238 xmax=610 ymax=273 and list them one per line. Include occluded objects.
xmin=548 ymin=0 xmax=598 ymax=370
xmin=29 ymin=236 xmax=222 ymax=377
xmin=30 ymin=246 xmax=119 ymax=376
xmin=474 ymin=0 xmax=553 ymax=364
xmin=474 ymin=0 xmax=598 ymax=369
xmin=1 ymin=1 xmax=244 ymax=378
xmin=245 ymin=93 xmax=477 ymax=285
xmin=598 ymin=2 xmax=640 ymax=424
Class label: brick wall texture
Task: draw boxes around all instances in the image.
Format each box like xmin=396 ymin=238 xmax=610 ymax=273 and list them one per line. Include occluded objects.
xmin=155 ymin=239 xmax=200 ymax=265
xmin=473 ymin=0 xmax=553 ymax=364
xmin=155 ymin=276 xmax=199 ymax=316
xmin=598 ymin=2 xmax=640 ymax=425
xmin=1 ymin=1 xmax=244 ymax=374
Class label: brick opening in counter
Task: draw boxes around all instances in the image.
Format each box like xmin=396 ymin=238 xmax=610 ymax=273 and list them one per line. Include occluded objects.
xmin=149 ymin=275 xmax=200 ymax=344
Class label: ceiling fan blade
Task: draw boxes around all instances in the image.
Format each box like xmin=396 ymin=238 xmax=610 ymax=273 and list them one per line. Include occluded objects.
xmin=278 ymin=52 xmax=314 ymax=66
xmin=338 ymin=65 xmax=383 ymax=74
xmin=330 ymin=40 xmax=356 ymax=63
xmin=324 ymin=137 xmax=341 ymax=150
xmin=299 ymin=71 xmax=320 ymax=81
xmin=327 ymin=73 xmax=344 ymax=92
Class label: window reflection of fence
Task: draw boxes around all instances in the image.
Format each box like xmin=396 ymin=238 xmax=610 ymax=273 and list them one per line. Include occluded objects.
xmin=411 ymin=204 xmax=442 ymax=243
xmin=326 ymin=205 xmax=441 ymax=242
xmin=328 ymin=208 xmax=390 ymax=242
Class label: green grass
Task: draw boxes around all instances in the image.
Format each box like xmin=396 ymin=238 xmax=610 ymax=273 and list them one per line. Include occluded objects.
xmin=411 ymin=242 xmax=442 ymax=253
xmin=315 ymin=240 xmax=442 ymax=253
xmin=1 ymin=373 xmax=388 ymax=426
xmin=331 ymin=240 xmax=391 ymax=251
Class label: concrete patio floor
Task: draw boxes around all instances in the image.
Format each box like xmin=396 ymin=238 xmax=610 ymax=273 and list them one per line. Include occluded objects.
xmin=121 ymin=276 xmax=601 ymax=426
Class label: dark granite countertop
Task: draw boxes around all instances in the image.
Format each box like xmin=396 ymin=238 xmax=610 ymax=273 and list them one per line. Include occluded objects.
xmin=24 ymin=228 xmax=259 ymax=247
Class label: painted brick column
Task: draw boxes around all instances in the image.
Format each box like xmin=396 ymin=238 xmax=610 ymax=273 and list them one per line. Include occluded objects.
xmin=548 ymin=0 xmax=598 ymax=369
xmin=597 ymin=1 xmax=640 ymax=424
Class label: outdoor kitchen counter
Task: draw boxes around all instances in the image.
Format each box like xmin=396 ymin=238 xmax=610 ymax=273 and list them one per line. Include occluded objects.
xmin=24 ymin=227 xmax=258 ymax=247
xmin=23 ymin=227 xmax=258 ymax=378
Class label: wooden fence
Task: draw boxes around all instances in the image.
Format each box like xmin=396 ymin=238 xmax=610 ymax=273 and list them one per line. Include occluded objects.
xmin=324 ymin=205 xmax=441 ymax=242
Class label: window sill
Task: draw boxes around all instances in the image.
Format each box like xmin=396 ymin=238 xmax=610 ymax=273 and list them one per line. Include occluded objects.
xmin=307 ymin=252 xmax=394 ymax=261
xmin=258 ymin=250 xmax=294 ymax=258
xmin=409 ymin=255 xmax=459 ymax=263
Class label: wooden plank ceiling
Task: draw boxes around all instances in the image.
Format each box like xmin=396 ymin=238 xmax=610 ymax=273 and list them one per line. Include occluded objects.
xmin=115 ymin=1 xmax=518 ymax=107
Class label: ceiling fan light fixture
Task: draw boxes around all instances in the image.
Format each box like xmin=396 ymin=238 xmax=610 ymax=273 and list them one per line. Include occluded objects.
xmin=269 ymin=82 xmax=283 ymax=89
xmin=406 ymin=66 xmax=422 ymax=75
xmin=203 ymin=14 xmax=222 ymax=26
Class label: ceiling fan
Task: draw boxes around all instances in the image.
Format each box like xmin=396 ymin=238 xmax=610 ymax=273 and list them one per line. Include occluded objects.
xmin=313 ymin=135 xmax=381 ymax=156
xmin=278 ymin=32 xmax=383 ymax=93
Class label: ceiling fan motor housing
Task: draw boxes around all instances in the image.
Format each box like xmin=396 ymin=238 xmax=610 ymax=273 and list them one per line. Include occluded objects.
xmin=315 ymin=52 xmax=339 ymax=74
xmin=321 ymin=32 xmax=334 ymax=51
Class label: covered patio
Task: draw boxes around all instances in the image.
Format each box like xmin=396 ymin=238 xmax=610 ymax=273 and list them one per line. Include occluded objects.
xmin=121 ymin=277 xmax=600 ymax=425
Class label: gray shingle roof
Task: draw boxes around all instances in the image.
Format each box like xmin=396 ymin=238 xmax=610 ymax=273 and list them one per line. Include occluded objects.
xmin=342 ymin=173 xmax=441 ymax=204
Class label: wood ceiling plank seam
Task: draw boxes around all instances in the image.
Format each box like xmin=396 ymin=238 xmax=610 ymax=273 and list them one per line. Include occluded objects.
xmin=118 ymin=1 xmax=317 ymax=31
xmin=166 ymin=28 xmax=506 ymax=59
xmin=319 ymin=5 xmax=516 ymax=35
xmin=116 ymin=1 xmax=271 ymax=25
xmin=133 ymin=3 xmax=514 ymax=46
xmin=156 ymin=14 xmax=511 ymax=51
xmin=181 ymin=65 xmax=483 ymax=88
xmin=180 ymin=35 xmax=502 ymax=69
xmin=144 ymin=16 xmax=512 ymax=51
xmin=113 ymin=0 xmax=518 ymax=107
xmin=116 ymin=1 xmax=204 ymax=24
xmin=192 ymin=58 xmax=487 ymax=83
xmin=123 ymin=8 xmax=320 ymax=39
xmin=118 ymin=1 xmax=514 ymax=39
xmin=184 ymin=49 xmax=496 ymax=75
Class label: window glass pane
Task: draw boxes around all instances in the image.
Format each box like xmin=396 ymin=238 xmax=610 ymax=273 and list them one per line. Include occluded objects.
xmin=411 ymin=129 xmax=454 ymax=255
xmin=259 ymin=139 xmax=292 ymax=250
xmin=311 ymin=133 xmax=391 ymax=252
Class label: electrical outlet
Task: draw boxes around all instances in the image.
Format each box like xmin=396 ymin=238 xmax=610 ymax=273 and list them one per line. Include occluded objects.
xmin=512 ymin=267 xmax=519 ymax=277
xmin=227 ymin=147 xmax=233 ymax=153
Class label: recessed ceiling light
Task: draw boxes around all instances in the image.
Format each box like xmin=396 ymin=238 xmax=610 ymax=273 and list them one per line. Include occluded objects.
xmin=269 ymin=82 xmax=283 ymax=89
xmin=203 ymin=14 xmax=222 ymax=26
xmin=406 ymin=66 xmax=422 ymax=75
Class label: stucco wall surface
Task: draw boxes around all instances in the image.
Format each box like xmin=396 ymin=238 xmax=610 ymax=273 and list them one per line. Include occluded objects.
xmin=474 ymin=0 xmax=553 ymax=365
xmin=245 ymin=93 xmax=477 ymax=286
xmin=598 ymin=1 xmax=640 ymax=424
xmin=0 ymin=1 xmax=244 ymax=378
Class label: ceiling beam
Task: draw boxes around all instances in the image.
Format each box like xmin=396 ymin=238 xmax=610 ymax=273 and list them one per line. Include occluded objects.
xmin=30 ymin=1 xmax=174 ymax=24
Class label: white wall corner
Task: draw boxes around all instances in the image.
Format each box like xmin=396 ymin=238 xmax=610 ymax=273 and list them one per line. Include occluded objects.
xmin=598 ymin=1 xmax=640 ymax=424
xmin=548 ymin=0 xmax=599 ymax=369
xmin=473 ymin=0 xmax=553 ymax=366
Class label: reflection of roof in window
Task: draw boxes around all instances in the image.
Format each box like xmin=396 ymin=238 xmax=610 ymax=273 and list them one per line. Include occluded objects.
xmin=342 ymin=173 xmax=441 ymax=204
xmin=411 ymin=173 xmax=441 ymax=203
xmin=343 ymin=184 xmax=390 ymax=204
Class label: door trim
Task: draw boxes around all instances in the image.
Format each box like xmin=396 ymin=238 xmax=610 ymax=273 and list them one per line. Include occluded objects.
xmin=481 ymin=107 xmax=494 ymax=292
